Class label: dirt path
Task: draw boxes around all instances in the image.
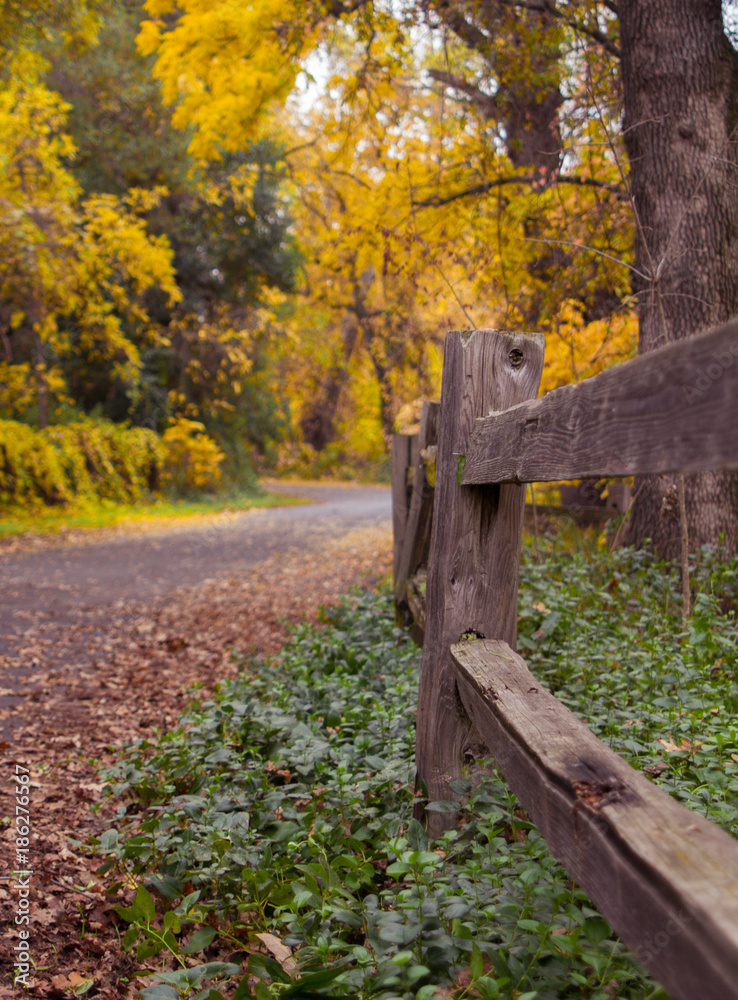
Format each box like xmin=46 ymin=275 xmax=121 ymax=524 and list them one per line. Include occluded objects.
xmin=0 ymin=482 xmax=390 ymax=738
xmin=0 ymin=483 xmax=392 ymax=998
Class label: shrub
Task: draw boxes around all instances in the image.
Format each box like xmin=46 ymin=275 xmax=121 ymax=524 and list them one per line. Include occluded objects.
xmin=0 ymin=417 xmax=162 ymax=507
xmin=160 ymin=417 xmax=225 ymax=495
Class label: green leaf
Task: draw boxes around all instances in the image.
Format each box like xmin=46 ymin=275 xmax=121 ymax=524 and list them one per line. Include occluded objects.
xmin=137 ymin=936 xmax=165 ymax=961
xmin=330 ymin=907 xmax=364 ymax=928
xmin=163 ymin=911 xmax=181 ymax=935
xmin=470 ymin=942 xmax=484 ymax=981
xmin=254 ymin=982 xmax=273 ymax=1000
xmin=135 ymin=884 xmax=156 ymax=924
xmin=99 ymin=829 xmax=119 ymax=851
xmin=156 ymin=964 xmax=240 ymax=988
xmin=425 ymin=799 xmax=460 ymax=813
xmin=181 ymin=926 xmax=217 ymax=954
xmin=115 ymin=903 xmax=138 ymax=927
xmin=174 ymin=890 xmax=202 ymax=915
xmin=376 ymin=920 xmax=421 ymax=945
xmin=281 ymin=968 xmax=349 ymax=996
xmin=583 ymin=916 xmax=611 ymax=945
xmin=248 ymin=953 xmax=291 ymax=984
xmin=233 ymin=977 xmax=252 ymax=1000
xmin=150 ymin=874 xmax=185 ymax=899
xmin=140 ymin=987 xmax=179 ymax=1000
xmin=476 ymin=978 xmax=500 ymax=1000
xmin=406 ymin=818 xmax=427 ymax=851
xmin=122 ymin=924 xmax=139 ymax=950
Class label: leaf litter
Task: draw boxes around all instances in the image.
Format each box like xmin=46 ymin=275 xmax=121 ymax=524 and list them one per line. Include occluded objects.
xmin=0 ymin=523 xmax=391 ymax=998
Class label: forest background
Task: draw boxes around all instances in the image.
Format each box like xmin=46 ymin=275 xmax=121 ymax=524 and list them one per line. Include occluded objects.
xmin=2 ymin=0 xmax=722 ymax=538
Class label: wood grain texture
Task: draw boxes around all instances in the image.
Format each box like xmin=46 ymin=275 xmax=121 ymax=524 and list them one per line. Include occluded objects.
xmin=451 ymin=638 xmax=738 ymax=1000
xmin=462 ymin=319 xmax=738 ymax=485
xmin=394 ymin=402 xmax=440 ymax=605
xmin=415 ymin=330 xmax=544 ymax=830
xmin=391 ymin=433 xmax=413 ymax=581
xmin=406 ymin=571 xmax=426 ymax=647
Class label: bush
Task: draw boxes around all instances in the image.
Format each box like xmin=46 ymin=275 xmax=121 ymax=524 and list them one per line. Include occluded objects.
xmin=0 ymin=414 xmax=230 ymax=510
xmin=160 ymin=417 xmax=225 ymax=496
xmin=0 ymin=417 xmax=163 ymax=507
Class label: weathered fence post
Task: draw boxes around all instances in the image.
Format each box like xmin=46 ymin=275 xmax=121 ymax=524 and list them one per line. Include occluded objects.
xmin=394 ymin=402 xmax=440 ymax=614
xmin=391 ymin=432 xmax=413 ymax=582
xmin=415 ymin=330 xmax=544 ymax=828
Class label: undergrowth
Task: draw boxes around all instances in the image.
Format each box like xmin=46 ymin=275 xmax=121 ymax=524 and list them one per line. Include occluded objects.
xmin=91 ymin=536 xmax=738 ymax=1000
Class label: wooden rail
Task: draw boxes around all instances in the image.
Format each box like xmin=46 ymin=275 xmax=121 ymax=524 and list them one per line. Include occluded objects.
xmin=462 ymin=318 xmax=738 ymax=485
xmin=394 ymin=321 xmax=738 ymax=1000
xmin=452 ymin=639 xmax=738 ymax=1000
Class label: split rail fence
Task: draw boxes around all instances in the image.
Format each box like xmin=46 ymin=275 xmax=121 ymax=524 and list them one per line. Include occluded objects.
xmin=392 ymin=322 xmax=738 ymax=1000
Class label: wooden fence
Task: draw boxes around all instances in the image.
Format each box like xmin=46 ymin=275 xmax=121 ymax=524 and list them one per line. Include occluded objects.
xmin=392 ymin=323 xmax=738 ymax=1000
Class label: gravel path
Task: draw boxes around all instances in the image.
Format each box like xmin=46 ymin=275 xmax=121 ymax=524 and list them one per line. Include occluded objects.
xmin=0 ymin=482 xmax=391 ymax=739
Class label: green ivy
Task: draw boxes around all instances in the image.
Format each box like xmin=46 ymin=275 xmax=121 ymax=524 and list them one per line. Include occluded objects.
xmin=93 ymin=539 xmax=738 ymax=1000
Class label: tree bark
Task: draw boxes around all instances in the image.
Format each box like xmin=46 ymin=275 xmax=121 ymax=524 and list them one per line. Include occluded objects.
xmin=620 ymin=0 xmax=738 ymax=556
xmin=300 ymin=314 xmax=359 ymax=451
xmin=33 ymin=328 xmax=48 ymax=429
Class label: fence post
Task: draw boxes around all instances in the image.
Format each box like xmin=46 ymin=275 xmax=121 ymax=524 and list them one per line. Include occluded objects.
xmin=415 ymin=329 xmax=544 ymax=829
xmin=394 ymin=402 xmax=440 ymax=609
xmin=391 ymin=432 xmax=413 ymax=582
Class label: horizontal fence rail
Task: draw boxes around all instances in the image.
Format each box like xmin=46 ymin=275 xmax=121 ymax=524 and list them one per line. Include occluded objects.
xmin=462 ymin=318 xmax=738 ymax=485
xmin=451 ymin=639 xmax=738 ymax=1000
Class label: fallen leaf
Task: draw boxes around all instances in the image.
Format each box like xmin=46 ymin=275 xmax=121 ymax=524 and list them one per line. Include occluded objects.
xmin=255 ymin=931 xmax=298 ymax=974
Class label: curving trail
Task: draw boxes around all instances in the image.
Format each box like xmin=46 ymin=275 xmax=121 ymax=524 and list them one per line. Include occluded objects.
xmin=0 ymin=482 xmax=391 ymax=739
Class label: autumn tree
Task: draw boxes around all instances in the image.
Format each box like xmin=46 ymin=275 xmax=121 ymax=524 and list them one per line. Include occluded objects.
xmin=39 ymin=0 xmax=302 ymax=478
xmin=137 ymin=1 xmax=636 ymax=460
xmin=0 ymin=79 xmax=180 ymax=428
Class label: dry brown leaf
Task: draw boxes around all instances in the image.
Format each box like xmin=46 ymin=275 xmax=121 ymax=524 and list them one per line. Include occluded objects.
xmin=254 ymin=929 xmax=298 ymax=975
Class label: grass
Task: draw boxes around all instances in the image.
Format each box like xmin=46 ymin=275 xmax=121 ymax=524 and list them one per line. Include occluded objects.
xmin=90 ymin=531 xmax=738 ymax=1000
xmin=0 ymin=487 xmax=307 ymax=539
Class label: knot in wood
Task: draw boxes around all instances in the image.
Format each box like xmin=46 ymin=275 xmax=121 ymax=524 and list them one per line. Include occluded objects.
xmin=508 ymin=347 xmax=525 ymax=368
xmin=572 ymin=779 xmax=625 ymax=812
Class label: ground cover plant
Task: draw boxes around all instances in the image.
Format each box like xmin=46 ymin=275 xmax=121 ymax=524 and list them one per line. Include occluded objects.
xmin=93 ymin=534 xmax=738 ymax=1000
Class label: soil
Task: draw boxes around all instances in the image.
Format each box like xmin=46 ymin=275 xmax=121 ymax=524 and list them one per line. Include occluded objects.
xmin=0 ymin=485 xmax=392 ymax=999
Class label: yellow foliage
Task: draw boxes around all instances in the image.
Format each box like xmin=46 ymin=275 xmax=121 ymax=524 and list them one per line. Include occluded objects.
xmin=161 ymin=417 xmax=225 ymax=494
xmin=0 ymin=79 xmax=180 ymax=420
xmin=138 ymin=0 xmax=310 ymax=160
xmin=0 ymin=418 xmax=162 ymax=507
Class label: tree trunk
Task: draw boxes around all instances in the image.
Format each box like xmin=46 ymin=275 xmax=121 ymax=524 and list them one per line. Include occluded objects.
xmin=33 ymin=329 xmax=48 ymax=429
xmin=300 ymin=315 xmax=359 ymax=451
xmin=620 ymin=0 xmax=738 ymax=556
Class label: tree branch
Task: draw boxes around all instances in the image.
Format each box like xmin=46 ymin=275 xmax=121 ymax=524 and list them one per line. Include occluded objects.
xmin=414 ymin=172 xmax=627 ymax=207
xmin=508 ymin=0 xmax=621 ymax=57
xmin=427 ymin=0 xmax=491 ymax=54
xmin=426 ymin=68 xmax=499 ymax=118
